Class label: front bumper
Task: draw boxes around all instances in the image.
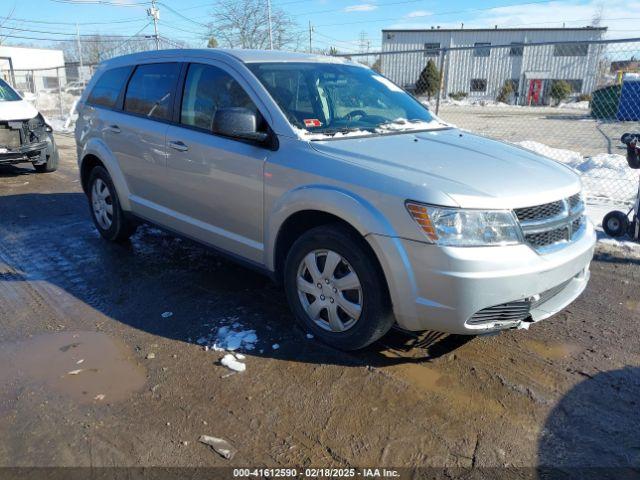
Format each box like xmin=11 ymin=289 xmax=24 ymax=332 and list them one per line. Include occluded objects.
xmin=0 ymin=133 xmax=56 ymax=167
xmin=367 ymin=220 xmax=596 ymax=334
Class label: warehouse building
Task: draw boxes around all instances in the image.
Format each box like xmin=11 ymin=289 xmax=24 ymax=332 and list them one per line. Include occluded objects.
xmin=0 ymin=45 xmax=66 ymax=93
xmin=380 ymin=27 xmax=607 ymax=105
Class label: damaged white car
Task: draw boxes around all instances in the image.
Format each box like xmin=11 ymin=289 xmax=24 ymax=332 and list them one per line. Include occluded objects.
xmin=0 ymin=78 xmax=58 ymax=173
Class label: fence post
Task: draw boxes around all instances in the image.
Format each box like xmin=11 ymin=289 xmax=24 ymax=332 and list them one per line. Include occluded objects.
xmin=57 ymin=67 xmax=64 ymax=119
xmin=435 ymin=48 xmax=447 ymax=115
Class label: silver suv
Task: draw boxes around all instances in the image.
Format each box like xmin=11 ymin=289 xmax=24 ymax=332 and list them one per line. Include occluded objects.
xmin=75 ymin=49 xmax=596 ymax=350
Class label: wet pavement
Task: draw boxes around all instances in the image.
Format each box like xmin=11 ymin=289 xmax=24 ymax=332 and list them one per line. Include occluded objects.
xmin=0 ymin=134 xmax=639 ymax=469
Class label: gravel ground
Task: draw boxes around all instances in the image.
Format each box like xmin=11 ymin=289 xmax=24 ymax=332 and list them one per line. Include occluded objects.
xmin=438 ymin=104 xmax=639 ymax=158
xmin=0 ymin=134 xmax=639 ymax=471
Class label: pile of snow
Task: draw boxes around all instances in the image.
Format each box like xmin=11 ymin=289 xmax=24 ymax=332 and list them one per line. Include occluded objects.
xmin=557 ymin=100 xmax=590 ymax=110
xmin=196 ymin=322 xmax=258 ymax=352
xmin=516 ymin=141 xmax=638 ymax=204
xmin=194 ymin=319 xmax=259 ymax=373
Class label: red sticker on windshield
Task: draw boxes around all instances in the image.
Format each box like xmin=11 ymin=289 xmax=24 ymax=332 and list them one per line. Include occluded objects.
xmin=304 ymin=119 xmax=322 ymax=128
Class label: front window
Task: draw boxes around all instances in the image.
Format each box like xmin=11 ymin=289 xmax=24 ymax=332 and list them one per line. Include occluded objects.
xmin=248 ymin=62 xmax=446 ymax=139
xmin=0 ymin=79 xmax=21 ymax=102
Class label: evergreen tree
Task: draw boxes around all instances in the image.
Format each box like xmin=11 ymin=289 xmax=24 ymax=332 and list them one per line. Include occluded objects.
xmin=415 ymin=59 xmax=440 ymax=99
xmin=550 ymin=80 xmax=572 ymax=105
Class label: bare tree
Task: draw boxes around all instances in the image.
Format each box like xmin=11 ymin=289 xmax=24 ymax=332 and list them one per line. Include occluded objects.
xmin=591 ymin=3 xmax=604 ymax=27
xmin=207 ymin=0 xmax=301 ymax=50
xmin=57 ymin=34 xmax=188 ymax=64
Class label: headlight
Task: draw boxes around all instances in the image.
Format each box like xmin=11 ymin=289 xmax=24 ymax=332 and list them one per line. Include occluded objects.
xmin=406 ymin=202 xmax=522 ymax=246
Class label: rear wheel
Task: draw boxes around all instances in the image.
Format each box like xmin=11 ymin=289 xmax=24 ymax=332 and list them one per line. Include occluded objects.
xmin=602 ymin=211 xmax=629 ymax=238
xmin=88 ymin=166 xmax=136 ymax=242
xmin=284 ymin=224 xmax=394 ymax=351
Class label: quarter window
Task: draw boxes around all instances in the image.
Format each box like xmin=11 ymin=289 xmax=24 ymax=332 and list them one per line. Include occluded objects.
xmin=87 ymin=66 xmax=131 ymax=108
xmin=124 ymin=63 xmax=179 ymax=121
xmin=180 ymin=63 xmax=263 ymax=132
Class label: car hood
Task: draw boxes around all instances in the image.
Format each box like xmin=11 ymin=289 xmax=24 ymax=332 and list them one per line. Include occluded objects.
xmin=0 ymin=99 xmax=39 ymax=121
xmin=309 ymin=128 xmax=582 ymax=209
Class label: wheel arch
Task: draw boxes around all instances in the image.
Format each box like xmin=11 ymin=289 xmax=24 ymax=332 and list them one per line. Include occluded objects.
xmin=267 ymin=186 xmax=397 ymax=290
xmin=79 ymin=139 xmax=131 ymax=211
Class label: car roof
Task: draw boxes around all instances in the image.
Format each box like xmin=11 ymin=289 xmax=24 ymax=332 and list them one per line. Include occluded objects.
xmin=99 ymin=48 xmax=355 ymax=69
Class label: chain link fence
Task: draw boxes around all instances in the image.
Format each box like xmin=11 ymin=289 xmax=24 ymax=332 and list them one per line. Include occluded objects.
xmin=338 ymin=38 xmax=640 ymax=207
xmin=1 ymin=63 xmax=97 ymax=132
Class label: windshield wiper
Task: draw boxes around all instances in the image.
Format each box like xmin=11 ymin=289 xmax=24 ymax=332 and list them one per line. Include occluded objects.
xmin=318 ymin=126 xmax=375 ymax=136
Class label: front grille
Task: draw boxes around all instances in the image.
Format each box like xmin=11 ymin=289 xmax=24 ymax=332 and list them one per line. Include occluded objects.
xmin=515 ymin=200 xmax=564 ymax=222
xmin=467 ymin=301 xmax=531 ymax=325
xmin=515 ymin=193 xmax=585 ymax=252
xmin=525 ymin=226 xmax=570 ymax=248
xmin=568 ymin=193 xmax=581 ymax=210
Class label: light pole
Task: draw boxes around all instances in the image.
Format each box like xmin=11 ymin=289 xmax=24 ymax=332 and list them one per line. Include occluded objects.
xmin=267 ymin=0 xmax=273 ymax=49
xmin=147 ymin=0 xmax=160 ymax=50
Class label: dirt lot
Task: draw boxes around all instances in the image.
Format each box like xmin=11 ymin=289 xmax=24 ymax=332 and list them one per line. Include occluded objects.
xmin=0 ymin=134 xmax=639 ymax=473
xmin=438 ymin=104 xmax=637 ymax=158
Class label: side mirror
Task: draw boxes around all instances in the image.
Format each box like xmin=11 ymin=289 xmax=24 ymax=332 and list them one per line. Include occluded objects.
xmin=212 ymin=107 xmax=268 ymax=143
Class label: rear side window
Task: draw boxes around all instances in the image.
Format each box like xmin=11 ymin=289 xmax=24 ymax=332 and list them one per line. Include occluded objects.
xmin=124 ymin=63 xmax=179 ymax=121
xmin=87 ymin=66 xmax=131 ymax=108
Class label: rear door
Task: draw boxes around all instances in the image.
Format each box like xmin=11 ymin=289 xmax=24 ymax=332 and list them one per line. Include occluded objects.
xmin=162 ymin=62 xmax=271 ymax=263
xmin=108 ymin=62 xmax=180 ymax=217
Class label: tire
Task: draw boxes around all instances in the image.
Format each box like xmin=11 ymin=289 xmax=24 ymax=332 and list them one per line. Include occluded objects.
xmin=87 ymin=166 xmax=136 ymax=242
xmin=283 ymin=224 xmax=394 ymax=351
xmin=602 ymin=211 xmax=629 ymax=238
xmin=33 ymin=154 xmax=58 ymax=173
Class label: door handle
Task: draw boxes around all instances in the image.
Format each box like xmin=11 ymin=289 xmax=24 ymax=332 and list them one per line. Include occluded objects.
xmin=107 ymin=124 xmax=120 ymax=133
xmin=168 ymin=140 xmax=189 ymax=152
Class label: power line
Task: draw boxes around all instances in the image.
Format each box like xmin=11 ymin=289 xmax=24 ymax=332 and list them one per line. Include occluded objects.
xmin=48 ymin=0 xmax=152 ymax=7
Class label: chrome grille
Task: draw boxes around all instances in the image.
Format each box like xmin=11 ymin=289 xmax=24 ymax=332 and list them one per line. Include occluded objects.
xmin=514 ymin=200 xmax=564 ymax=222
xmin=526 ymin=226 xmax=570 ymax=248
xmin=515 ymin=193 xmax=585 ymax=252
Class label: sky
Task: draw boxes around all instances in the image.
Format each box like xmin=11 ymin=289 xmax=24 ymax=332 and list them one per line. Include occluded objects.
xmin=1 ymin=0 xmax=640 ymax=54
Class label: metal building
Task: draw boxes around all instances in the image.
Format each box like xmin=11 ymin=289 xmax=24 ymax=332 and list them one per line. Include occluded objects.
xmin=380 ymin=27 xmax=607 ymax=105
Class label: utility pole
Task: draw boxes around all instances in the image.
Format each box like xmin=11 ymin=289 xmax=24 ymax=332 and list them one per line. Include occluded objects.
xmin=75 ymin=23 xmax=84 ymax=85
xmin=267 ymin=0 xmax=273 ymax=49
xmin=147 ymin=0 xmax=160 ymax=50
xmin=308 ymin=21 xmax=313 ymax=53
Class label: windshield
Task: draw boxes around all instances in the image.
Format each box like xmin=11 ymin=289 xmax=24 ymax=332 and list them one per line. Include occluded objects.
xmin=248 ymin=62 xmax=447 ymax=139
xmin=0 ymin=79 xmax=21 ymax=102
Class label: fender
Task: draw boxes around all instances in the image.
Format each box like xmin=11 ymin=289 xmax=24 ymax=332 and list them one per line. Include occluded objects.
xmin=264 ymin=184 xmax=400 ymax=271
xmin=79 ymin=137 xmax=132 ymax=211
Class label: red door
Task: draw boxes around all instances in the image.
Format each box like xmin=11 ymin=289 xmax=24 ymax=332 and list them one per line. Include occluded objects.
xmin=527 ymin=79 xmax=543 ymax=105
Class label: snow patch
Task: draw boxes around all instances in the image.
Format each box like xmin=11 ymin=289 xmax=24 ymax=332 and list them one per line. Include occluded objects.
xmin=292 ymin=118 xmax=448 ymax=141
xmin=220 ymin=353 xmax=246 ymax=372
xmin=515 ymin=141 xmax=638 ymax=205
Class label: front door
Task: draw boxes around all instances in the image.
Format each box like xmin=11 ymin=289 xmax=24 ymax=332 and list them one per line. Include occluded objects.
xmin=527 ymin=79 xmax=543 ymax=105
xmin=162 ymin=62 xmax=269 ymax=263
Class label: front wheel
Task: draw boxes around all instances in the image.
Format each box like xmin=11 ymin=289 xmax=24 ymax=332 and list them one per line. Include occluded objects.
xmin=602 ymin=211 xmax=629 ymax=238
xmin=88 ymin=166 xmax=136 ymax=242
xmin=283 ymin=224 xmax=394 ymax=351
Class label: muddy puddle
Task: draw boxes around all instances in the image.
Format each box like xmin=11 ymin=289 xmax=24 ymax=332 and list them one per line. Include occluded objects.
xmin=523 ymin=339 xmax=581 ymax=360
xmin=0 ymin=331 xmax=146 ymax=411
